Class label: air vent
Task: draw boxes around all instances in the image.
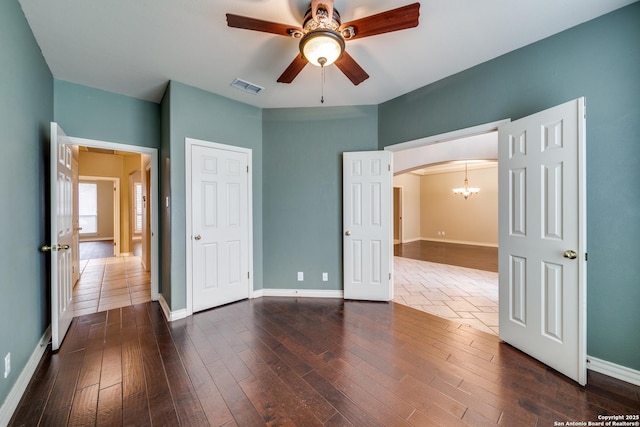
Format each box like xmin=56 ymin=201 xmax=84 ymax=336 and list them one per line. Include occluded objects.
xmin=230 ymin=78 xmax=264 ymax=95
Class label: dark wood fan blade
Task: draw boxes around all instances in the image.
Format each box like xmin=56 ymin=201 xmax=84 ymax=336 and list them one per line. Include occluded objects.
xmin=334 ymin=52 xmax=369 ymax=85
xmin=339 ymin=2 xmax=420 ymax=40
xmin=226 ymin=14 xmax=303 ymax=37
xmin=277 ymin=54 xmax=309 ymax=83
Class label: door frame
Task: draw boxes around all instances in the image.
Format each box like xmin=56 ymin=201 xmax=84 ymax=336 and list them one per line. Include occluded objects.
xmin=70 ymin=136 xmax=160 ymax=301
xmin=185 ymin=138 xmax=254 ymax=317
xmin=78 ymin=175 xmax=120 ymax=256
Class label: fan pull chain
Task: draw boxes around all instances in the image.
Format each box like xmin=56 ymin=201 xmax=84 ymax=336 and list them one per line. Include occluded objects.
xmin=318 ymin=57 xmax=327 ymax=104
xmin=321 ymin=65 xmax=325 ymax=104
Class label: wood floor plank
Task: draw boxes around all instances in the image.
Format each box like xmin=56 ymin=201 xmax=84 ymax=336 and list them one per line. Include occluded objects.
xmin=171 ymin=322 xmax=235 ymax=426
xmin=302 ymin=369 xmax=383 ymax=427
xmin=205 ymin=359 xmax=266 ymax=426
xmin=42 ymin=349 xmax=84 ymax=414
xmin=68 ymin=383 xmax=99 ymax=426
xmin=9 ymin=299 xmax=640 ymax=427
xmin=122 ymin=391 xmax=151 ymax=426
xmin=237 ymin=347 xmax=325 ymax=426
xmin=138 ymin=325 xmax=180 ymax=426
xmin=96 ymin=382 xmax=122 ymax=425
xmin=239 ymin=328 xmax=338 ymax=423
xmin=333 ymin=374 xmax=412 ymax=426
xmin=164 ymin=359 xmax=210 ymax=427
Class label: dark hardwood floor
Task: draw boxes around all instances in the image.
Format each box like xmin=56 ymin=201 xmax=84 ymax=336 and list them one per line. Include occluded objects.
xmin=395 ymin=240 xmax=498 ymax=272
xmin=11 ymin=299 xmax=639 ymax=426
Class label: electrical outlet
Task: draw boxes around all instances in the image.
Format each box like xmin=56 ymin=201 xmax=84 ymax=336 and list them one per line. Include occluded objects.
xmin=297 ymin=272 xmax=304 ymax=281
xmin=4 ymin=352 xmax=10 ymax=379
xmin=322 ymin=272 xmax=328 ymax=282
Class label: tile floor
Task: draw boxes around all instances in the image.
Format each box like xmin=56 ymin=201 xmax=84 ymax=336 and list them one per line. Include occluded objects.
xmin=72 ymin=255 xmax=152 ymax=316
xmin=393 ymin=256 xmax=499 ymax=335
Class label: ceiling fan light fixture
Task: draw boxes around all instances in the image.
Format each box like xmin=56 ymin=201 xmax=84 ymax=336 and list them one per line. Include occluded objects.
xmin=299 ymin=30 xmax=344 ymax=67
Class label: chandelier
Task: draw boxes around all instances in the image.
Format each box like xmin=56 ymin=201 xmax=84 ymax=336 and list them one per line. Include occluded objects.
xmin=453 ymin=163 xmax=480 ymax=199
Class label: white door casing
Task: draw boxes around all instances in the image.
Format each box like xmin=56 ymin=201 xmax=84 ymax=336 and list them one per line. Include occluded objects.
xmin=343 ymin=151 xmax=393 ymax=301
xmin=498 ymin=98 xmax=587 ymax=385
xmin=50 ymin=122 xmax=75 ymax=351
xmin=187 ymin=139 xmax=252 ymax=313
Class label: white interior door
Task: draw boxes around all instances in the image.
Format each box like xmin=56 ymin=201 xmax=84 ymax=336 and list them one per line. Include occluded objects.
xmin=190 ymin=141 xmax=251 ymax=312
xmin=343 ymin=151 xmax=393 ymax=301
xmin=498 ymin=98 xmax=587 ymax=384
xmin=50 ymin=122 xmax=75 ymax=351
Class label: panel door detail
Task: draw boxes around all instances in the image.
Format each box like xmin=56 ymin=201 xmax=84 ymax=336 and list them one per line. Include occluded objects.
xmin=191 ymin=144 xmax=250 ymax=312
xmin=343 ymin=151 xmax=393 ymax=301
xmin=498 ymin=98 xmax=586 ymax=385
xmin=50 ymin=122 xmax=75 ymax=351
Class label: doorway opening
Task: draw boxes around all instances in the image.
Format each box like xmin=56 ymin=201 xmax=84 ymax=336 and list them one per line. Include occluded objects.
xmin=69 ymin=138 xmax=159 ymax=316
xmin=385 ymin=121 xmax=505 ymax=335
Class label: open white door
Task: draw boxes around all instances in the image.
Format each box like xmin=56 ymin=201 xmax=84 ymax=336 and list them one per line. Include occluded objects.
xmin=498 ymin=98 xmax=587 ymax=384
xmin=48 ymin=122 xmax=75 ymax=351
xmin=188 ymin=140 xmax=252 ymax=312
xmin=343 ymin=151 xmax=393 ymax=301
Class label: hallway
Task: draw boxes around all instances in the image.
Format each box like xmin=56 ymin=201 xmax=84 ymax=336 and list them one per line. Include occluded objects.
xmin=73 ymin=242 xmax=151 ymax=316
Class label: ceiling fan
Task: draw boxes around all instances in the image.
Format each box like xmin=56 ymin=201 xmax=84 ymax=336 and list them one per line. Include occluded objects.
xmin=226 ymin=1 xmax=420 ymax=86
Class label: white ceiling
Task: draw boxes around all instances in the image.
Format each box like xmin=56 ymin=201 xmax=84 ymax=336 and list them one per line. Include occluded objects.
xmin=19 ymin=0 xmax=634 ymax=109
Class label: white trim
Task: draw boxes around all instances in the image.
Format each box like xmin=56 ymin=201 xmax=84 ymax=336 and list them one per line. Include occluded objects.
xmin=254 ymin=289 xmax=344 ymax=299
xmin=588 ymin=356 xmax=640 ymax=387
xmin=79 ymin=236 xmax=114 ymax=242
xmin=158 ymin=294 xmax=188 ymax=322
xmin=399 ymin=237 xmax=422 ymax=243
xmin=419 ymin=238 xmax=499 ymax=248
xmin=185 ymin=138 xmax=254 ymax=317
xmin=384 ymin=120 xmax=510 ymax=152
xmin=70 ymin=137 xmax=160 ymax=301
xmin=0 ymin=327 xmax=51 ymax=426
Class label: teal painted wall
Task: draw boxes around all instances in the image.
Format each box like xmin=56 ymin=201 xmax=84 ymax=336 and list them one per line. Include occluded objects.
xmin=163 ymin=81 xmax=263 ymax=309
xmin=0 ymin=0 xmax=53 ymax=407
xmin=262 ymin=106 xmax=378 ymax=291
xmin=379 ymin=3 xmax=640 ymax=371
xmin=53 ymin=80 xmax=160 ymax=148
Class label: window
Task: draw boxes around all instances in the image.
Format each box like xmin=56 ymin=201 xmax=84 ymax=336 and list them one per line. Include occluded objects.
xmin=78 ymin=182 xmax=98 ymax=234
xmin=134 ymin=182 xmax=143 ymax=233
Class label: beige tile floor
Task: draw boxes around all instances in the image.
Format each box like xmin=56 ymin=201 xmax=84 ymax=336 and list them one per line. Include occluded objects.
xmin=73 ymin=255 xmax=152 ymax=316
xmin=394 ymin=256 xmax=499 ymax=335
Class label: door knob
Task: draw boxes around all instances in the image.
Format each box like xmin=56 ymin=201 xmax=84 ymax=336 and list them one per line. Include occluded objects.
xmin=59 ymin=244 xmax=70 ymax=250
xmin=345 ymin=231 xmax=351 ymax=236
xmin=40 ymin=245 xmax=56 ymax=252
xmin=563 ymin=250 xmax=577 ymax=259
xmin=194 ymin=234 xmax=202 ymax=241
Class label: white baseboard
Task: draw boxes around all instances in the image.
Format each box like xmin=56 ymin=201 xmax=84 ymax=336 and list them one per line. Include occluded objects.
xmin=0 ymin=326 xmax=51 ymax=426
xmin=421 ymin=238 xmax=498 ymax=248
xmin=253 ymin=288 xmax=344 ymax=299
xmin=400 ymin=237 xmax=422 ymax=243
xmin=158 ymin=294 xmax=188 ymax=322
xmin=79 ymin=236 xmax=114 ymax=242
xmin=587 ymin=355 xmax=640 ymax=387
